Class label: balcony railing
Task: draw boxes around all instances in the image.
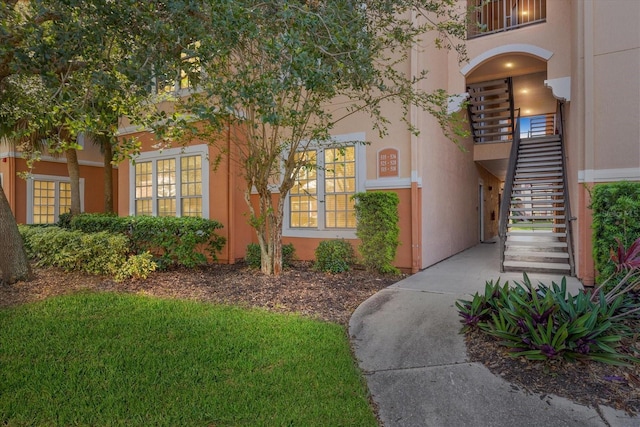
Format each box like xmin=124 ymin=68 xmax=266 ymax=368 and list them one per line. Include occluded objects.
xmin=468 ymin=0 xmax=546 ymax=39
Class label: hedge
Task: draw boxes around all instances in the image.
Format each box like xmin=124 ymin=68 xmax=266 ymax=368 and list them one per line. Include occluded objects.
xmin=65 ymin=213 xmax=226 ymax=269
xmin=589 ymin=181 xmax=640 ymax=283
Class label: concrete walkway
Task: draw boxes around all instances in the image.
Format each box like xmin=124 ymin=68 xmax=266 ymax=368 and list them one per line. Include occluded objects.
xmin=349 ymin=242 xmax=637 ymax=427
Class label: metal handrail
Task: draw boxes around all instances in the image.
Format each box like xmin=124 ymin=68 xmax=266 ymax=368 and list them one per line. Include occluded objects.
xmin=498 ymin=108 xmax=521 ymax=272
xmin=557 ymin=102 xmax=576 ymax=276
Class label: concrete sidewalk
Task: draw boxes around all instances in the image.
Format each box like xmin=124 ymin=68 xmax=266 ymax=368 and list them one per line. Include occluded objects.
xmin=349 ymin=242 xmax=637 ymax=427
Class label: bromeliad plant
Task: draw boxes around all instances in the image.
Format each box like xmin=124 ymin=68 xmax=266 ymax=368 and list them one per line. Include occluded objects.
xmin=457 ymin=273 xmax=639 ymax=365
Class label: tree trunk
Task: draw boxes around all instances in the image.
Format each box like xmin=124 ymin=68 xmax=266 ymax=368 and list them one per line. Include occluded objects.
xmin=103 ymin=139 xmax=113 ymax=213
xmin=65 ymin=148 xmax=82 ymax=215
xmin=0 ymin=186 xmax=32 ymax=284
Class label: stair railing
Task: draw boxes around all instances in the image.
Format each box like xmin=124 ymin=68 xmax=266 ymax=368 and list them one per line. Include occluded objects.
xmin=499 ymin=108 xmax=522 ymax=272
xmin=557 ymin=101 xmax=576 ymax=276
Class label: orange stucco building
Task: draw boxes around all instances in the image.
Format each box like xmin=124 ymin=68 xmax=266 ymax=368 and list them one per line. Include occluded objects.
xmin=3 ymin=0 xmax=638 ymax=284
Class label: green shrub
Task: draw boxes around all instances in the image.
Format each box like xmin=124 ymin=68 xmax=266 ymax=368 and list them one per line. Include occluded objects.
xmin=115 ymin=252 xmax=157 ymax=282
xmin=314 ymin=240 xmax=355 ymax=273
xmin=245 ymin=243 xmax=295 ymax=269
xmin=352 ymin=191 xmax=400 ymax=274
xmin=19 ymin=226 xmax=158 ymax=281
xmin=456 ymin=274 xmax=638 ymax=365
xmin=590 ymin=182 xmax=640 ymax=284
xmin=69 ymin=214 xmax=226 ymax=269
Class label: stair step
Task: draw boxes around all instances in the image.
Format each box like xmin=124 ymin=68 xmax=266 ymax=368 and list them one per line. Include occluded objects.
xmin=510 ymin=208 xmax=565 ymax=213
xmin=473 ymin=122 xmax=513 ymax=131
xmin=516 ymin=166 xmax=563 ymax=173
xmin=520 ymin=136 xmax=561 ymax=144
xmin=512 ymin=186 xmax=564 ymax=192
xmin=507 ymin=231 xmax=567 ymax=237
xmin=471 ymin=106 xmax=511 ymax=115
xmin=468 ymin=88 xmax=509 ymax=97
xmin=510 ymin=201 xmax=565 ymax=207
xmin=503 ymin=260 xmax=571 ymax=272
xmin=505 ymin=240 xmax=568 ymax=248
xmin=517 ymin=161 xmax=563 ymax=168
xmin=511 ymin=191 xmax=565 ymax=198
xmin=509 ymin=215 xmax=565 ymax=221
xmin=517 ymin=154 xmax=562 ymax=161
xmin=508 ymin=222 xmax=566 ymax=229
xmin=515 ymin=172 xmax=563 ymax=178
xmin=470 ymin=97 xmax=510 ymax=106
xmin=514 ymin=177 xmax=563 ymax=183
xmin=475 ymin=130 xmax=513 ymax=138
xmin=519 ymin=147 xmax=562 ymax=155
xmin=504 ymin=250 xmax=570 ymax=259
xmin=467 ymin=78 xmax=509 ymax=89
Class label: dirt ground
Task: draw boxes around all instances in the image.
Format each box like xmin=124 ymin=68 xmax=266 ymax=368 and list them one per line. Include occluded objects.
xmin=2 ymin=262 xmax=639 ymax=414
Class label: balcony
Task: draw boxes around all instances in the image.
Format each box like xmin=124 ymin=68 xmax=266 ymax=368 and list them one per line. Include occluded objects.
xmin=468 ymin=0 xmax=546 ymax=39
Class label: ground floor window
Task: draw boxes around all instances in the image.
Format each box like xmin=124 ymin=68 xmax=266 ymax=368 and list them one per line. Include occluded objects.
xmin=27 ymin=175 xmax=81 ymax=224
xmin=284 ymin=133 xmax=365 ymax=238
xmin=130 ymin=145 xmax=208 ymax=218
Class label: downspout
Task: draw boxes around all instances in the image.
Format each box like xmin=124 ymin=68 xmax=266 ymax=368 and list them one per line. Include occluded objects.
xmin=410 ymin=11 xmax=421 ymax=274
xmin=226 ymin=124 xmax=235 ymax=264
xmin=8 ymin=155 xmax=16 ymax=216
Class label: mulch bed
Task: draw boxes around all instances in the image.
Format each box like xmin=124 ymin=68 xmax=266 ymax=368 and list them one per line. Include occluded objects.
xmin=2 ymin=262 xmax=640 ymax=415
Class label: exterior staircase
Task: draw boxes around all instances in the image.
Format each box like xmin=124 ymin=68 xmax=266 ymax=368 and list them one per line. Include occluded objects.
xmin=500 ymin=133 xmax=574 ymax=275
xmin=467 ymin=78 xmax=514 ymax=143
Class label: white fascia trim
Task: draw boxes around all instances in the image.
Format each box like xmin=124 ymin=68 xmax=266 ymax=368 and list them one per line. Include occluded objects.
xmin=26 ymin=174 xmax=85 ymax=224
xmin=365 ymin=177 xmax=422 ymax=190
xmin=0 ymin=151 xmax=106 ymax=168
xmin=460 ymin=44 xmax=554 ymax=76
xmin=128 ymin=143 xmax=210 ymax=218
xmin=578 ymin=168 xmax=640 ymax=183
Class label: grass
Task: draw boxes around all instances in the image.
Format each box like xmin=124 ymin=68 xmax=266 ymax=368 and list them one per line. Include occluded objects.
xmin=0 ymin=292 xmax=377 ymax=426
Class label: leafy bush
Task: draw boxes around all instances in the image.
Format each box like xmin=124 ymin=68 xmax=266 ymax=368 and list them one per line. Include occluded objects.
xmin=18 ymin=226 xmax=156 ymax=280
xmin=314 ymin=239 xmax=355 ymax=273
xmin=590 ymin=182 xmax=640 ymax=284
xmin=115 ymin=252 xmax=157 ymax=282
xmin=352 ymin=191 xmax=400 ymax=274
xmin=69 ymin=213 xmax=226 ymax=269
xmin=245 ymin=243 xmax=295 ymax=269
xmin=456 ymin=274 xmax=638 ymax=365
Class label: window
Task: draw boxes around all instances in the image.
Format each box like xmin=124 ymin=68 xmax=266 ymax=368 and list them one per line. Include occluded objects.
xmin=284 ymin=133 xmax=365 ymax=238
xmin=130 ymin=145 xmax=209 ymax=218
xmin=154 ymin=43 xmax=201 ymax=94
xmin=27 ymin=175 xmax=81 ymax=224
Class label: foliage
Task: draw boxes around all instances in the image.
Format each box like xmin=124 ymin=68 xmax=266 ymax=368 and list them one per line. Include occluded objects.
xmin=590 ymin=181 xmax=640 ymax=285
xmin=456 ymin=274 xmax=639 ymax=365
xmin=115 ymin=252 xmax=157 ymax=282
xmin=245 ymin=243 xmax=295 ymax=270
xmin=589 ymin=237 xmax=640 ymax=318
xmin=314 ymin=239 xmax=356 ymax=273
xmin=352 ymin=192 xmax=400 ymax=274
xmin=69 ymin=213 xmax=226 ymax=269
xmin=0 ymin=293 xmax=378 ymax=426
xmin=151 ymin=0 xmax=468 ymax=275
xmin=18 ymin=225 xmax=156 ymax=280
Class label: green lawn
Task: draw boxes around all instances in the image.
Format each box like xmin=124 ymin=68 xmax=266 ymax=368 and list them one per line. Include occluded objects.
xmin=0 ymin=292 xmax=377 ymax=426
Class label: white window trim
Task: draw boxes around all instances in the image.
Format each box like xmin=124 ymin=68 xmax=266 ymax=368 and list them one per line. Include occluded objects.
xmin=26 ymin=174 xmax=85 ymax=224
xmin=128 ymin=144 xmax=210 ymax=218
xmin=283 ymin=132 xmax=366 ymax=239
